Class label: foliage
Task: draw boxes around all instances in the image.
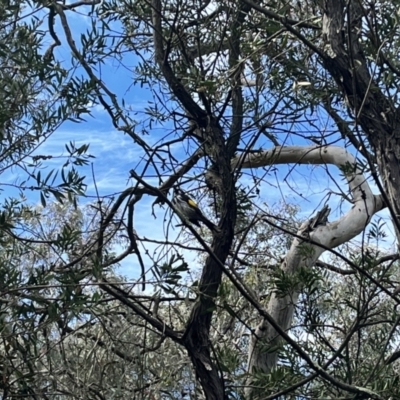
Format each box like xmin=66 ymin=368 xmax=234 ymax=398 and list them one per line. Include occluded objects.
xmin=2 ymin=0 xmax=400 ymax=399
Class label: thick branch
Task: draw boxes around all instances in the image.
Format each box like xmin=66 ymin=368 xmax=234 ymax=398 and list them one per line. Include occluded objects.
xmin=152 ymin=0 xmax=207 ymax=124
xmin=226 ymin=1 xmax=250 ymax=160
xmin=241 ymin=0 xmax=321 ymax=30
xmin=320 ymin=1 xmax=400 ymax=243
xmin=233 ymin=145 xmax=384 ymax=395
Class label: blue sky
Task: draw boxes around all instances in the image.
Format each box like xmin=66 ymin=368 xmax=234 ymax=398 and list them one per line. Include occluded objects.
xmin=6 ymin=3 xmax=394 ymax=285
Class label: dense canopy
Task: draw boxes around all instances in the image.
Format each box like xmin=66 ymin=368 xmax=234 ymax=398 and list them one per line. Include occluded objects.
xmin=2 ymin=0 xmax=400 ymax=399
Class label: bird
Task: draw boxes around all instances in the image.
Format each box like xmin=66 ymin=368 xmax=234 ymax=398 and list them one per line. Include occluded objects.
xmin=172 ymin=188 xmax=219 ymax=232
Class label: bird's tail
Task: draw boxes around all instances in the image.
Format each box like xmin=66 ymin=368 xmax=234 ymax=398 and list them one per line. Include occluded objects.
xmin=200 ymin=216 xmax=219 ymax=232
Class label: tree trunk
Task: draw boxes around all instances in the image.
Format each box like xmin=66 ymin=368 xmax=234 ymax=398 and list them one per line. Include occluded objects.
xmin=322 ymin=0 xmax=400 ymax=241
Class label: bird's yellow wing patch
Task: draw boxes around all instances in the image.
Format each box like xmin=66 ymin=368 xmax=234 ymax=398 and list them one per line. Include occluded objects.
xmin=188 ymin=199 xmax=198 ymax=208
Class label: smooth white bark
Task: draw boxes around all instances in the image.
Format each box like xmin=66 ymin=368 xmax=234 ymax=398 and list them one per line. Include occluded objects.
xmin=233 ymin=146 xmax=385 ymax=383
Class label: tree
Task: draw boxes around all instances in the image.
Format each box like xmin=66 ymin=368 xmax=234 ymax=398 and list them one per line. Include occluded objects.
xmin=2 ymin=0 xmax=400 ymax=399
